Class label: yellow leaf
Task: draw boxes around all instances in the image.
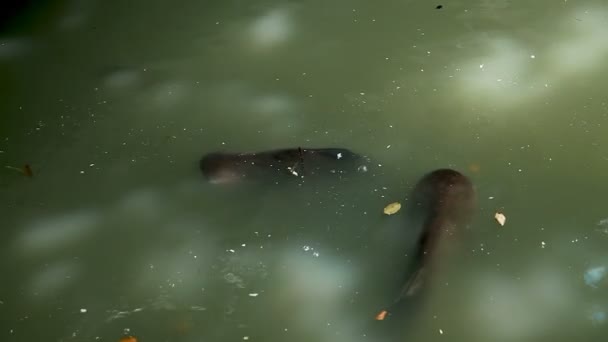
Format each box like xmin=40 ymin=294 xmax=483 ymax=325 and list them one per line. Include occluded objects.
xmin=494 ymin=212 xmax=506 ymax=226
xmin=383 ymin=202 xmax=401 ymax=215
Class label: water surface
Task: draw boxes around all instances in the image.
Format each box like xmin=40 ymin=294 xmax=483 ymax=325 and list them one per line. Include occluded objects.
xmin=2 ymin=0 xmax=608 ymax=341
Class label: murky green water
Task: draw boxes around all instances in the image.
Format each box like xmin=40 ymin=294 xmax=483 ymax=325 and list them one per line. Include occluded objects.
xmin=2 ymin=0 xmax=608 ymax=341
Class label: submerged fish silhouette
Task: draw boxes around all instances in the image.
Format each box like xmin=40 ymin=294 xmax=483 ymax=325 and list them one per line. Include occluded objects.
xmin=376 ymin=168 xmax=476 ymax=320
xmin=199 ymin=147 xmax=367 ymax=184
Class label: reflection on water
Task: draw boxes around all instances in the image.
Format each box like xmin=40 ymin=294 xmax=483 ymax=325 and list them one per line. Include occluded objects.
xmin=1 ymin=0 xmax=608 ymax=341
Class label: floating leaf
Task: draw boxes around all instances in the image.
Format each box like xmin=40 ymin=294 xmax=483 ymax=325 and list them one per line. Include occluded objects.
xmin=375 ymin=310 xmax=388 ymax=321
xmin=119 ymin=336 xmax=137 ymax=342
xmin=383 ymin=202 xmax=401 ymax=215
xmin=494 ymin=212 xmax=506 ymax=226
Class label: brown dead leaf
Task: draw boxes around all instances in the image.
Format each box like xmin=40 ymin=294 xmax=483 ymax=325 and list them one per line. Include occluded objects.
xmin=494 ymin=212 xmax=506 ymax=226
xmin=383 ymin=202 xmax=401 ymax=215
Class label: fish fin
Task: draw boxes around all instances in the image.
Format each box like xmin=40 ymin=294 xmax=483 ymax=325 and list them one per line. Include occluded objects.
xmin=405 ymin=267 xmax=426 ymax=296
xmin=394 ymin=266 xmax=427 ymax=302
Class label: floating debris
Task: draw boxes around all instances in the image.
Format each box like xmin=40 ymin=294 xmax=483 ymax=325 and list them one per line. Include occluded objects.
xmin=248 ymin=293 xmax=259 ymax=297
xmin=375 ymin=310 xmax=388 ymax=321
xmin=383 ymin=202 xmax=401 ymax=215
xmin=494 ymin=212 xmax=506 ymax=226
xmin=80 ymin=308 xmax=87 ymax=313
xmin=5 ymin=164 xmax=33 ymax=178
xmin=119 ymin=336 xmax=137 ymax=342
xmin=584 ymin=266 xmax=606 ymax=288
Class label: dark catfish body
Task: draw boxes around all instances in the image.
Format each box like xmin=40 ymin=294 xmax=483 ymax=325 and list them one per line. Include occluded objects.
xmin=377 ymin=168 xmax=476 ymax=319
xmin=199 ymin=147 xmax=367 ymax=184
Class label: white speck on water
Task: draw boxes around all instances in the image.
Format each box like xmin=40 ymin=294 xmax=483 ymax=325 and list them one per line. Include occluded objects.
xmin=337 ymin=153 xmax=342 ymax=159
xmin=386 ymin=145 xmax=391 ymax=149
xmin=302 ymin=245 xmax=311 ymax=251
xmin=249 ymin=293 xmax=259 ymax=297
xmin=312 ymin=251 xmax=320 ymax=257
xmin=360 ymin=92 xmax=365 ymax=95
xmin=488 ymin=196 xmax=495 ymax=199
xmin=241 ymin=243 xmax=246 ymax=247
xmin=243 ymin=337 xmax=249 ymax=340
xmin=530 ymin=54 xmax=536 ymax=59
xmin=228 ymin=249 xmax=235 ymax=253
xmin=541 ymin=241 xmax=546 ymax=248
xmin=80 ymin=170 xmax=85 ymax=174
xmin=439 ymin=329 xmax=444 ymax=334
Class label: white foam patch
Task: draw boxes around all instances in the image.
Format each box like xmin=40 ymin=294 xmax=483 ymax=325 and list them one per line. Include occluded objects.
xmin=265 ymin=249 xmax=366 ymax=342
xmin=456 ymin=37 xmax=540 ymax=106
xmin=27 ymin=260 xmax=81 ymax=298
xmin=276 ymin=249 xmax=359 ymax=326
xmin=117 ymin=188 xmax=165 ymax=222
xmin=454 ymin=7 xmax=608 ymax=109
xmin=249 ymin=7 xmax=293 ymax=50
xmin=138 ymin=81 xmax=193 ymax=110
xmin=250 ymin=94 xmax=294 ymax=116
xmin=56 ymin=0 xmax=94 ymax=30
xmin=0 ymin=38 xmax=32 ymax=60
xmin=547 ymin=8 xmax=608 ymax=75
xmin=175 ymin=179 xmax=207 ymax=197
xmin=132 ymin=221 xmax=217 ymax=296
xmin=102 ymin=68 xmax=142 ymax=91
xmin=468 ymin=265 xmax=577 ymax=340
xmin=17 ymin=211 xmax=99 ymax=256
